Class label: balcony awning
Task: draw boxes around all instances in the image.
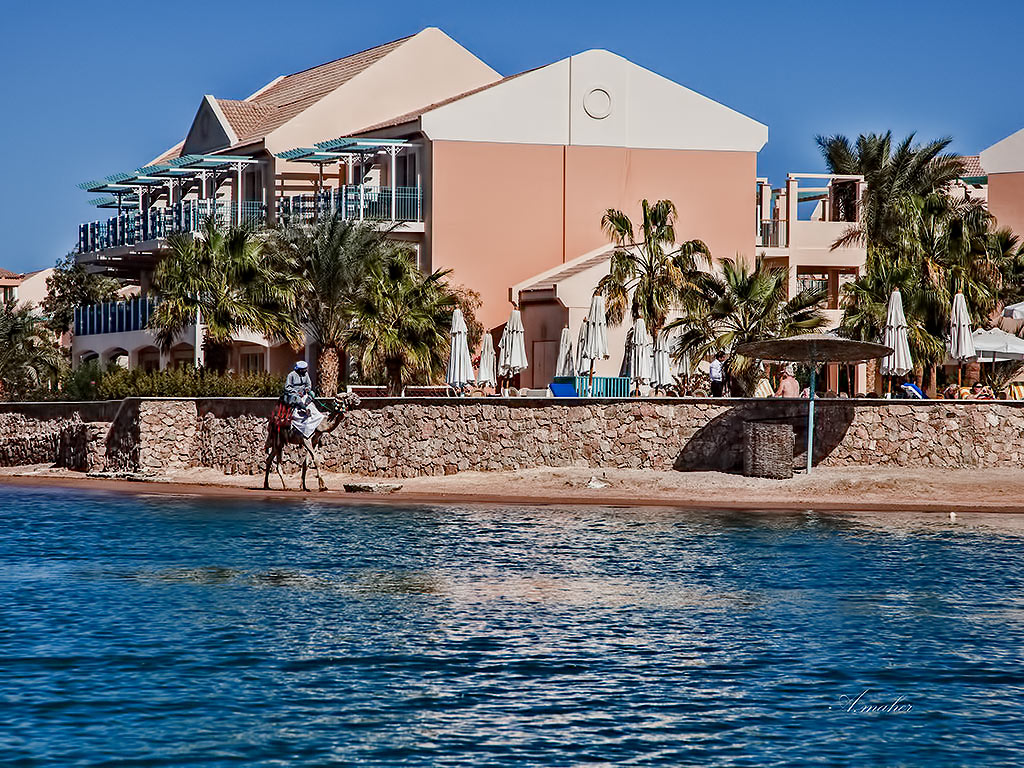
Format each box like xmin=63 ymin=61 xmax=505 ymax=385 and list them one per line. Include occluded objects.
xmin=77 ymin=154 xmax=261 ymax=191
xmin=277 ymin=137 xmax=409 ymax=163
xmin=89 ymin=195 xmax=140 ymax=208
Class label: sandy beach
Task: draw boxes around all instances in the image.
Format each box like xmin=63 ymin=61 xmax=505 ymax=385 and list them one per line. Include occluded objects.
xmin=2 ymin=463 xmax=1023 ymax=513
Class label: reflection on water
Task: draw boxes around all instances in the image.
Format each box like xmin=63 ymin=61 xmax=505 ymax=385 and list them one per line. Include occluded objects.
xmin=1 ymin=487 xmax=1023 ymax=766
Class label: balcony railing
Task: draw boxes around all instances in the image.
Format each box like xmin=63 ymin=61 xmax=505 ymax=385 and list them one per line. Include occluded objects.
xmin=74 ymin=296 xmax=158 ymax=337
xmin=78 ymin=201 xmax=267 ymax=254
xmin=276 ymin=185 xmax=422 ymax=225
xmin=757 ymin=220 xmax=788 ymax=248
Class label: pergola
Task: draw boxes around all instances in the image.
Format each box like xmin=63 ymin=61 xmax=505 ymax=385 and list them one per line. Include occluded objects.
xmin=78 ymin=153 xmax=262 ymax=222
xmin=277 ymin=137 xmax=414 ymax=220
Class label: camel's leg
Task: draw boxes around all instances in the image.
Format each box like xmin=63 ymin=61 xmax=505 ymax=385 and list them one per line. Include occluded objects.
xmin=301 ymin=437 xmax=327 ymax=491
xmin=275 ymin=440 xmax=288 ymax=490
xmin=263 ymin=435 xmax=277 ymax=490
xmin=300 ymin=454 xmax=309 ymax=493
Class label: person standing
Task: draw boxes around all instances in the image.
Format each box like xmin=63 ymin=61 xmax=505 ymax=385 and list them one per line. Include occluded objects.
xmin=709 ymin=351 xmax=727 ymax=397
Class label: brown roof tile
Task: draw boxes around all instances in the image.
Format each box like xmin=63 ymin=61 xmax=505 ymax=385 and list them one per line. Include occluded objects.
xmin=0 ymin=267 xmax=23 ymax=280
xmin=958 ymin=155 xmax=985 ymax=177
xmin=216 ymin=99 xmax=278 ymax=143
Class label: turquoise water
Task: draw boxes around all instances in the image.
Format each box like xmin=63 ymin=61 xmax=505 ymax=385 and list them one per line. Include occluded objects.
xmin=1 ymin=486 xmax=1023 ymax=766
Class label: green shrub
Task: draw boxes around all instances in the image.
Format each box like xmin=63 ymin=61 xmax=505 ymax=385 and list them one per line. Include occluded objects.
xmin=50 ymin=364 xmax=284 ymax=400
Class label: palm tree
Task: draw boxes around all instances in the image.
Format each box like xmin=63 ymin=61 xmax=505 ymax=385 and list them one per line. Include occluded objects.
xmin=667 ymin=256 xmax=827 ymax=394
xmin=270 ymin=216 xmax=394 ymax=396
xmin=816 ymin=132 xmax=966 ymax=251
xmin=341 ymin=249 xmax=458 ymax=396
xmin=150 ymin=219 xmax=303 ymax=373
xmin=596 ymin=199 xmax=711 ymax=342
xmin=0 ymin=301 xmax=63 ymax=399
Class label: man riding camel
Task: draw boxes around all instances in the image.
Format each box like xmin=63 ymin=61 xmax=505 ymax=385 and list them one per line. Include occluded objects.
xmin=283 ymin=360 xmax=325 ymax=438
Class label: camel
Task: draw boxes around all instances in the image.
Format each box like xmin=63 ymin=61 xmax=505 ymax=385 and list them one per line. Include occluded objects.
xmin=263 ymin=392 xmax=360 ymax=492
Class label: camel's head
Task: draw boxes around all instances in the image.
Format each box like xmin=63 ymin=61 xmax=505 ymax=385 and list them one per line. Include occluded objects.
xmin=333 ymin=392 xmax=361 ymax=413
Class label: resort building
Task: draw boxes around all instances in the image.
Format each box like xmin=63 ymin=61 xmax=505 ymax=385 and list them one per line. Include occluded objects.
xmin=68 ymin=26 xmax=877 ymax=391
xmin=0 ymin=267 xmax=54 ymax=310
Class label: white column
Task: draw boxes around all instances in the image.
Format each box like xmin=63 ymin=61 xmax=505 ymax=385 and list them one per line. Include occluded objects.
xmin=358 ymin=158 xmax=365 ymax=220
xmin=236 ymin=162 xmax=243 ymax=225
xmin=389 ymin=147 xmax=398 ymax=221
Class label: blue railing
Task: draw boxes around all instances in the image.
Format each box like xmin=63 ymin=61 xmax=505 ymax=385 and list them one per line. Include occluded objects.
xmin=74 ymin=296 xmax=158 ymax=337
xmin=78 ymin=201 xmax=268 ymax=254
xmin=276 ymin=185 xmax=422 ymax=224
xmin=553 ymin=376 xmax=631 ymax=397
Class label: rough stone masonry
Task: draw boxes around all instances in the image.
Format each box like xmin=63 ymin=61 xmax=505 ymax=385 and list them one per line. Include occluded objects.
xmin=2 ymin=397 xmax=1023 ymax=477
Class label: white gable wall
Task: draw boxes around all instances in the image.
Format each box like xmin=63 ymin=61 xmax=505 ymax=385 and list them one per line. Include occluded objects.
xmin=981 ymin=127 xmax=1024 ymax=174
xmin=421 ymin=49 xmax=768 ymax=152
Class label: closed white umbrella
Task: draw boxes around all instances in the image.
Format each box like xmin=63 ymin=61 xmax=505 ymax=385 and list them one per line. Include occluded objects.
xmin=651 ymin=329 xmax=673 ymax=389
xmin=576 ymin=321 xmax=588 ymax=375
xmin=446 ymin=308 xmax=474 ymax=389
xmin=949 ymin=291 xmax=975 ymax=386
xmin=627 ymin=317 xmax=653 ymax=391
xmin=554 ymin=326 xmax=575 ymax=378
xmin=880 ymin=288 xmax=913 ymax=380
xmin=498 ymin=309 xmax=528 ymax=378
xmin=477 ymin=334 xmax=496 ymax=387
xmin=579 ymin=295 xmax=609 ymax=364
xmin=578 ymin=294 xmax=609 ymax=395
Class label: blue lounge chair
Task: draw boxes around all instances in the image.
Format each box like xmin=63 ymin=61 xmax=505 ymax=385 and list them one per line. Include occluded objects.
xmin=900 ymin=382 xmax=927 ymax=399
xmin=550 ymin=381 xmax=578 ymax=397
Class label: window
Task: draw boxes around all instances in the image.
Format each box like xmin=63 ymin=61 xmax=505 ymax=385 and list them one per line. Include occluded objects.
xmin=241 ymin=352 xmax=265 ymax=373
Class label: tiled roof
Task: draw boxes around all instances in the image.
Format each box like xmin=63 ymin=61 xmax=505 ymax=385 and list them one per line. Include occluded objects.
xmin=958 ymin=155 xmax=985 ymax=177
xmin=0 ymin=267 xmax=23 ymax=280
xmin=216 ymin=99 xmax=278 ymax=143
xmin=222 ymin=35 xmax=412 ymax=143
xmin=150 ymin=140 xmax=185 ymax=166
xmin=352 ymin=67 xmax=537 ymax=134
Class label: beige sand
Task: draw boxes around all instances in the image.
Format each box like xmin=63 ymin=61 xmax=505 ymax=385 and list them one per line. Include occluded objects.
xmin=2 ymin=463 xmax=1022 ymax=513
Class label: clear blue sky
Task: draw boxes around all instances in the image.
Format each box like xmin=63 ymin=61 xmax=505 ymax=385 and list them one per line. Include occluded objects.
xmin=2 ymin=0 xmax=1022 ymax=272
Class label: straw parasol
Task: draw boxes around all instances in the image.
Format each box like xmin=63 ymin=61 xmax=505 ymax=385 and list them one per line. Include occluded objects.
xmin=627 ymin=317 xmax=653 ymax=394
xmin=948 ymin=291 xmax=975 ymax=386
xmin=498 ymin=308 xmax=528 ymax=383
xmin=880 ymin=289 xmax=913 ymax=387
xmin=578 ymin=295 xmax=609 ymax=395
xmin=477 ymin=334 xmax=496 ymax=388
xmin=555 ymin=326 xmax=575 ymax=378
xmin=446 ymin=308 xmax=474 ymax=392
xmin=736 ymin=334 xmax=892 ymax=473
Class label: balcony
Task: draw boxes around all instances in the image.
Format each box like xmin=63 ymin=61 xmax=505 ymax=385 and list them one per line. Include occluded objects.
xmin=74 ymin=296 xmax=158 ymax=337
xmin=78 ymin=201 xmax=266 ymax=254
xmin=276 ymin=185 xmax=422 ymax=224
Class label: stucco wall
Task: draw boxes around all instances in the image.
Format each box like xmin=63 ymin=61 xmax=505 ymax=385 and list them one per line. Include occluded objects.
xmin=430 ymin=141 xmax=758 ymax=333
xmin=988 ymin=172 xmax=1024 ymax=238
xmin=3 ymin=398 xmax=1024 ymax=479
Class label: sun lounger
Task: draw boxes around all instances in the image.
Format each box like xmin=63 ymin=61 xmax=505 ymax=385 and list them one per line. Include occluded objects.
xmin=549 ymin=381 xmax=578 ymax=397
xmin=1009 ymin=383 xmax=1024 ymax=401
xmin=900 ymin=382 xmax=927 ymax=399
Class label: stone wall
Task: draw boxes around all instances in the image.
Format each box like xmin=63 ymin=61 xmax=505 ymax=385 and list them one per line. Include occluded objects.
xmin=2 ymin=397 xmax=1024 ymax=476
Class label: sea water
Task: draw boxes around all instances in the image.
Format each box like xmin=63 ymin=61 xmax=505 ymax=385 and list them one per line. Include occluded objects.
xmin=1 ymin=486 xmax=1022 ymax=766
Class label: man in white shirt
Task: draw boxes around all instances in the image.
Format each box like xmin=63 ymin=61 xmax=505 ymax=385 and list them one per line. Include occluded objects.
xmin=709 ymin=351 xmax=727 ymax=397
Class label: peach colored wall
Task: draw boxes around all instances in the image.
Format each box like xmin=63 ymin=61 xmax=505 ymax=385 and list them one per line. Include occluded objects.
xmin=429 ymin=141 xmax=566 ymax=331
xmin=430 ymin=141 xmax=758 ymax=334
xmin=988 ymin=172 xmax=1024 ymax=238
xmin=563 ymin=146 xmax=757 ymax=265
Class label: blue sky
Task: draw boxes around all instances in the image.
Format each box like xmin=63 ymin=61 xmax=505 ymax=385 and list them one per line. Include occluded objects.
xmin=1 ymin=0 xmax=1022 ymax=272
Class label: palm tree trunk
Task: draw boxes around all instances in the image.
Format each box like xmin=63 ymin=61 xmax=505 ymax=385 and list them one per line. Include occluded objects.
xmin=386 ymin=360 xmax=402 ymax=396
xmin=318 ymin=345 xmax=340 ymax=397
xmin=203 ymin=341 xmax=232 ymax=374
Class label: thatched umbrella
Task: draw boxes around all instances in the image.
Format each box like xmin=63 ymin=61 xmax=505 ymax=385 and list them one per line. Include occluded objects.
xmin=735 ymin=334 xmax=892 ymax=473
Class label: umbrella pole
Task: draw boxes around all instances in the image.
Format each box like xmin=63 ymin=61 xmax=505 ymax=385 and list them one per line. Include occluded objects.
xmin=806 ymin=366 xmax=816 ymax=474
xmin=588 ymin=360 xmax=595 ymax=398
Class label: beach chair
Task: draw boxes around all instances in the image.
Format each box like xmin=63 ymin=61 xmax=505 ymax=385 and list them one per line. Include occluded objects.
xmin=1009 ymin=382 xmax=1024 ymax=401
xmin=549 ymin=381 xmax=578 ymax=397
xmin=900 ymin=382 xmax=927 ymax=399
